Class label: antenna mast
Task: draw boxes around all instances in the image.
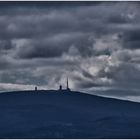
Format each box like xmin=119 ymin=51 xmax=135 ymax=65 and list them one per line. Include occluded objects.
xmin=67 ymin=77 xmax=69 ymax=90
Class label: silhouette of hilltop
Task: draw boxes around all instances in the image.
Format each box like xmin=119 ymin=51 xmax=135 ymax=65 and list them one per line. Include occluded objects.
xmin=0 ymin=89 xmax=140 ymax=138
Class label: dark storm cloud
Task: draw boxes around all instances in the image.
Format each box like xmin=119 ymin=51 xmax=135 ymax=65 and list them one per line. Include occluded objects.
xmin=0 ymin=40 xmax=12 ymax=50
xmin=121 ymin=29 xmax=140 ymax=49
xmin=107 ymin=14 xmax=129 ymax=24
xmin=0 ymin=1 xmax=101 ymax=9
xmin=0 ymin=57 xmax=12 ymax=70
xmin=0 ymin=1 xmax=140 ymax=101
xmin=12 ymin=33 xmax=93 ymax=59
xmin=76 ymin=80 xmax=101 ymax=89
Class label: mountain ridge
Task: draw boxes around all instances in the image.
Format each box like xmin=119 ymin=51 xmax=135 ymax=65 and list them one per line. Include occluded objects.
xmin=0 ymin=89 xmax=139 ymax=104
xmin=0 ymin=90 xmax=140 ymax=138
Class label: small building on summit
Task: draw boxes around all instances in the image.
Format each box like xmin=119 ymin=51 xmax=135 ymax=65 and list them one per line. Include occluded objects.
xmin=35 ymin=86 xmax=37 ymax=91
xmin=59 ymin=85 xmax=62 ymax=90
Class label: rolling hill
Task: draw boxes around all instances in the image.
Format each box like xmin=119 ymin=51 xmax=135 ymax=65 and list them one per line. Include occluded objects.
xmin=0 ymin=90 xmax=140 ymax=138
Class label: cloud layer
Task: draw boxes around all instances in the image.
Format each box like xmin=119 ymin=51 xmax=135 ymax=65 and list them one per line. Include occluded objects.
xmin=0 ymin=1 xmax=140 ymax=101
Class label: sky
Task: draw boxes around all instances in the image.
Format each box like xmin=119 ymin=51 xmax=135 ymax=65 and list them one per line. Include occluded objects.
xmin=0 ymin=1 xmax=140 ymax=102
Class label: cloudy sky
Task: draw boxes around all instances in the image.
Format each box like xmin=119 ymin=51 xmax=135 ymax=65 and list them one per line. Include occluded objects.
xmin=0 ymin=1 xmax=140 ymax=102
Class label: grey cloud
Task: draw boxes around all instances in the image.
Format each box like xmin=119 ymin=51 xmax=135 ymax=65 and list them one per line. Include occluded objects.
xmin=0 ymin=2 xmax=140 ymax=101
xmin=11 ymin=32 xmax=94 ymax=59
xmin=107 ymin=14 xmax=130 ymax=24
xmin=122 ymin=29 xmax=140 ymax=49
xmin=75 ymin=80 xmax=101 ymax=89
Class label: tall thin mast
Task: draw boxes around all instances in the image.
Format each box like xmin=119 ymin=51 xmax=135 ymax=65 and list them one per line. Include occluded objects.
xmin=67 ymin=77 xmax=69 ymax=90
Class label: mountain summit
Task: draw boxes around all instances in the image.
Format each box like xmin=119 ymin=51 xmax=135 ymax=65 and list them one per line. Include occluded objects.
xmin=0 ymin=90 xmax=140 ymax=138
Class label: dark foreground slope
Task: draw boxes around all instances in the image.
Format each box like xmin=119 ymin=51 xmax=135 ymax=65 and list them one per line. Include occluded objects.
xmin=0 ymin=90 xmax=140 ymax=138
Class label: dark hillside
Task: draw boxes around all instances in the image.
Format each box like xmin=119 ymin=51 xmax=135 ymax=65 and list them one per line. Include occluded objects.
xmin=0 ymin=90 xmax=140 ymax=138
